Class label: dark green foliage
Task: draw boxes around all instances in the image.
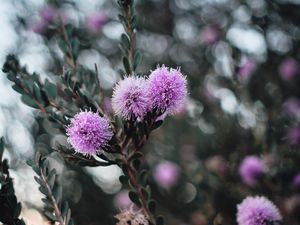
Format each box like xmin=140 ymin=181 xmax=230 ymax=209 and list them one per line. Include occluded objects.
xmin=27 ymin=153 xmax=74 ymax=225
xmin=0 ymin=137 xmax=26 ymax=225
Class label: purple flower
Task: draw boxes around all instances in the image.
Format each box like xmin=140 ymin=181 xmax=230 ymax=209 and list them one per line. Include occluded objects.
xmin=40 ymin=6 xmax=57 ymax=22
xmin=148 ymin=65 xmax=187 ymax=114
xmin=292 ymin=172 xmax=300 ymax=188
xmin=286 ymin=125 xmax=300 ymax=146
xmin=112 ymin=76 xmax=149 ymax=120
xmin=283 ymin=98 xmax=300 ymax=118
xmin=113 ymin=190 xmax=131 ymax=210
xmin=153 ymin=161 xmax=180 ymax=189
xmin=239 ymin=59 xmax=256 ymax=81
xmin=237 ymin=196 xmax=282 ymax=225
xmin=279 ymin=58 xmax=299 ymax=80
xmin=32 ymin=20 xmax=48 ymax=34
xmin=239 ymin=156 xmax=265 ymax=186
xmin=86 ymin=13 xmax=107 ymax=33
xmin=66 ymin=110 xmax=113 ymax=155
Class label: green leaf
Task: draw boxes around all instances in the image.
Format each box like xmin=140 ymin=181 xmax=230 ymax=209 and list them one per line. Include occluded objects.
xmin=132 ymin=159 xmax=141 ymax=171
xmin=53 ymin=185 xmax=62 ymax=203
xmin=121 ymin=34 xmax=130 ymax=50
xmin=133 ymin=50 xmax=142 ymax=70
xmin=138 ymin=170 xmax=148 ymax=186
xmin=12 ymin=84 xmax=24 ymax=95
xmin=71 ymin=38 xmax=80 ymax=59
xmin=21 ymin=95 xmax=38 ymax=109
xmin=44 ymin=79 xmax=57 ymax=99
xmin=119 ymin=175 xmax=129 ymax=185
xmin=128 ymin=191 xmax=141 ymax=206
xmin=44 ymin=211 xmax=58 ymax=221
xmin=123 ymin=57 xmax=131 ymax=74
xmin=58 ymin=39 xmax=68 ymax=54
xmin=47 ymin=169 xmax=56 ymax=189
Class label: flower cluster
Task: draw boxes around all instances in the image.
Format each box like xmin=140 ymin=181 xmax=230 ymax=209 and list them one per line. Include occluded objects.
xmin=66 ymin=110 xmax=113 ymax=155
xmin=237 ymin=196 xmax=282 ymax=225
xmin=112 ymin=65 xmax=187 ymax=120
xmin=115 ymin=208 xmax=149 ymax=225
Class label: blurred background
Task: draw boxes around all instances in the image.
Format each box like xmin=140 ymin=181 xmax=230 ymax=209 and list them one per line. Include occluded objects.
xmin=0 ymin=0 xmax=300 ymax=224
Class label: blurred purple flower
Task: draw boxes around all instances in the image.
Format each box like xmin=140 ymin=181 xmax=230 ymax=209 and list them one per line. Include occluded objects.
xmin=283 ymin=98 xmax=300 ymax=118
xmin=114 ymin=190 xmax=131 ymax=210
xmin=292 ymin=172 xmax=300 ymax=188
xmin=32 ymin=20 xmax=48 ymax=34
xmin=279 ymin=58 xmax=299 ymax=80
xmin=112 ymin=76 xmax=149 ymax=120
xmin=148 ymin=65 xmax=187 ymax=115
xmin=86 ymin=13 xmax=107 ymax=33
xmin=153 ymin=161 xmax=180 ymax=189
xmin=237 ymin=196 xmax=282 ymax=225
xmin=66 ymin=110 xmax=113 ymax=155
xmin=40 ymin=6 xmax=57 ymax=22
xmin=239 ymin=59 xmax=256 ymax=81
xmin=286 ymin=125 xmax=300 ymax=146
xmin=200 ymin=25 xmax=220 ymax=45
xmin=239 ymin=156 xmax=265 ymax=186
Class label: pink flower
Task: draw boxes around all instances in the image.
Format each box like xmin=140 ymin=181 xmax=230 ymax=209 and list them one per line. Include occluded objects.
xmin=66 ymin=110 xmax=113 ymax=155
xmin=153 ymin=161 xmax=180 ymax=189
xmin=115 ymin=208 xmax=148 ymax=225
xmin=279 ymin=58 xmax=299 ymax=80
xmin=237 ymin=196 xmax=282 ymax=225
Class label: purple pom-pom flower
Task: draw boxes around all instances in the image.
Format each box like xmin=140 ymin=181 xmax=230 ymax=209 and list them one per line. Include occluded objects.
xmin=112 ymin=76 xmax=149 ymax=120
xmin=239 ymin=156 xmax=265 ymax=186
xmin=148 ymin=65 xmax=187 ymax=114
xmin=237 ymin=196 xmax=282 ymax=225
xmin=66 ymin=110 xmax=113 ymax=155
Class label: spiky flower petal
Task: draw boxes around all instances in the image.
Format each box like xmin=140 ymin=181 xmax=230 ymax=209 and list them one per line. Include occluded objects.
xmin=148 ymin=65 xmax=187 ymax=114
xmin=115 ymin=208 xmax=148 ymax=225
xmin=66 ymin=110 xmax=113 ymax=155
xmin=237 ymin=196 xmax=282 ymax=225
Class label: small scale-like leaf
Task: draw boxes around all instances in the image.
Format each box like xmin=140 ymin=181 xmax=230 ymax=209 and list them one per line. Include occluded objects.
xmin=53 ymin=185 xmax=62 ymax=203
xmin=119 ymin=175 xmax=129 ymax=185
xmin=133 ymin=50 xmax=142 ymax=70
xmin=156 ymin=215 xmax=165 ymax=225
xmin=151 ymin=120 xmax=163 ymax=131
xmin=44 ymin=211 xmax=58 ymax=221
xmin=44 ymin=79 xmax=57 ymax=99
xmin=34 ymin=176 xmax=45 ymax=187
xmin=47 ymin=169 xmax=56 ymax=189
xmin=39 ymin=186 xmax=49 ymax=197
xmin=128 ymin=191 xmax=141 ymax=206
xmin=21 ymin=95 xmax=38 ymax=109
xmin=12 ymin=84 xmax=24 ymax=95
xmin=123 ymin=57 xmax=131 ymax=74
xmin=132 ymin=159 xmax=141 ymax=171
xmin=138 ymin=170 xmax=148 ymax=186
xmin=121 ymin=34 xmax=130 ymax=50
